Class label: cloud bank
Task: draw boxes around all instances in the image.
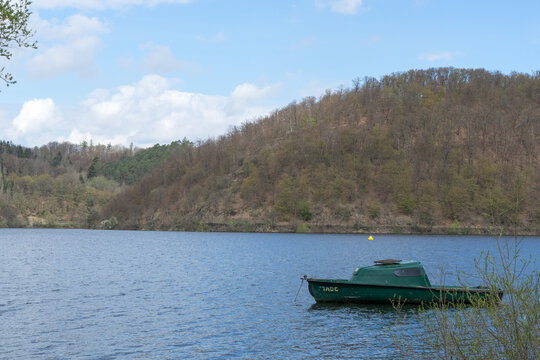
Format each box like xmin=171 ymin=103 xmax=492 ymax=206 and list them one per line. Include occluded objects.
xmin=7 ymin=75 xmax=280 ymax=147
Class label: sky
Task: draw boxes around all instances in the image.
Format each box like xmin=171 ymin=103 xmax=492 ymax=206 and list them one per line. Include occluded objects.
xmin=1 ymin=0 xmax=539 ymax=148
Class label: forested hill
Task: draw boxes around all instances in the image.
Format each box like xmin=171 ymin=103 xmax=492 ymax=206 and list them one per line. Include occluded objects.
xmin=101 ymin=68 xmax=540 ymax=234
xmin=0 ymin=68 xmax=538 ymax=234
xmin=0 ymin=140 xmax=186 ymax=228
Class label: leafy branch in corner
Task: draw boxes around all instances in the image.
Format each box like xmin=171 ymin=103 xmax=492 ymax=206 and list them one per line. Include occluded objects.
xmin=0 ymin=0 xmax=37 ymax=86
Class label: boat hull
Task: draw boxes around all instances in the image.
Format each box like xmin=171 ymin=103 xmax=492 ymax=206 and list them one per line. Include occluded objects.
xmin=307 ymin=279 xmax=501 ymax=304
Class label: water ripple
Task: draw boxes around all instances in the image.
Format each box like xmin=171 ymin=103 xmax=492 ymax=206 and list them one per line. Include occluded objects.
xmin=0 ymin=229 xmax=538 ymax=359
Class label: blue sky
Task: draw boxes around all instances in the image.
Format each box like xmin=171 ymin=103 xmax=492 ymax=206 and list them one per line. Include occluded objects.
xmin=1 ymin=0 xmax=539 ymax=147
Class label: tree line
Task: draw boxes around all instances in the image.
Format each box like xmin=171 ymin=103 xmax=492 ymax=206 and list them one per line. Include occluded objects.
xmin=0 ymin=139 xmax=183 ymax=227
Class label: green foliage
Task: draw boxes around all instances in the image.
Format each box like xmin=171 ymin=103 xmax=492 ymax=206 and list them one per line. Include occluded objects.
xmin=297 ymin=200 xmax=312 ymax=221
xmin=0 ymin=169 xmax=115 ymax=228
xmin=478 ymin=185 xmax=514 ymax=225
xmin=86 ymin=176 xmax=119 ymax=192
xmin=380 ymin=159 xmax=415 ymax=215
xmin=34 ymin=174 xmax=55 ymax=196
xmin=396 ymin=195 xmax=414 ymax=215
xmin=392 ymin=239 xmax=539 ymax=359
xmin=87 ymin=156 xmax=99 ymax=180
xmin=397 ymin=196 xmax=415 ymax=215
xmin=2 ymin=176 xmax=14 ymax=195
xmin=240 ymin=163 xmax=264 ymax=204
xmin=86 ymin=209 xmax=100 ymax=228
xmin=329 ymin=174 xmax=357 ymax=202
xmin=275 ymin=174 xmax=312 ymax=221
xmin=442 ymin=173 xmax=476 ymax=221
xmin=50 ymin=151 xmax=62 ymax=167
xmin=98 ymin=141 xmax=186 ymax=185
xmin=0 ymin=138 xmax=155 ymax=229
xmin=0 ymin=140 xmax=32 ymax=157
xmin=414 ymin=181 xmax=439 ymax=226
xmin=0 ymin=0 xmax=37 ymax=86
xmin=296 ymin=223 xmax=311 ymax=233
xmin=447 ymin=219 xmax=465 ymax=235
xmin=477 ymin=172 xmax=528 ymax=227
xmin=0 ymin=197 xmax=18 ymax=226
xmin=365 ymin=126 xmax=396 ymax=166
xmin=100 ymin=216 xmax=118 ymax=230
xmin=275 ymin=174 xmax=296 ymax=220
xmin=367 ymin=200 xmax=381 ymax=220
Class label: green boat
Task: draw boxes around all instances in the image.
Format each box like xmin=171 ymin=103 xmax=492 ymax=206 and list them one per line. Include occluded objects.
xmin=307 ymin=259 xmax=503 ymax=304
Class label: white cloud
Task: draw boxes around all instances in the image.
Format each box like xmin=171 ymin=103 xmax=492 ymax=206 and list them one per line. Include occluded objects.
xmin=320 ymin=0 xmax=363 ymax=14
xmin=32 ymin=13 xmax=108 ymax=41
xmin=29 ymin=36 xmax=102 ymax=78
xmin=33 ymin=0 xmax=193 ymax=11
xmin=78 ymin=75 xmax=280 ymax=145
xmin=8 ymin=75 xmax=281 ymax=147
xmin=28 ymin=13 xmax=108 ymax=78
xmin=139 ymin=43 xmax=201 ymax=74
xmin=60 ymin=128 xmax=131 ymax=146
xmin=12 ymin=98 xmax=61 ymax=134
xmin=418 ymin=51 xmax=464 ymax=62
xmin=231 ymin=82 xmax=279 ymax=102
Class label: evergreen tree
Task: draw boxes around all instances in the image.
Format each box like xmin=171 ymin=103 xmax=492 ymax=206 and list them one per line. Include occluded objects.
xmin=87 ymin=156 xmax=99 ymax=180
xmin=51 ymin=151 xmax=62 ymax=167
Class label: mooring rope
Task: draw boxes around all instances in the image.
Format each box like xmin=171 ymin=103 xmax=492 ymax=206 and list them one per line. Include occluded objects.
xmin=294 ymin=275 xmax=308 ymax=303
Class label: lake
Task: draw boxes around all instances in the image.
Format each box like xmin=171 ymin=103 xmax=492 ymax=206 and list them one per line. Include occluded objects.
xmin=1 ymin=229 xmax=538 ymax=359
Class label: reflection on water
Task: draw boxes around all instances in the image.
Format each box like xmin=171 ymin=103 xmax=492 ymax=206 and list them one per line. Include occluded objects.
xmin=0 ymin=229 xmax=538 ymax=359
xmin=308 ymin=302 xmax=422 ymax=315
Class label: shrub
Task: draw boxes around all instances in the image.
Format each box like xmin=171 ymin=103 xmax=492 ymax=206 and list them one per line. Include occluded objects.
xmin=86 ymin=176 xmax=119 ymax=192
xmin=392 ymin=238 xmax=539 ymax=359
xmin=367 ymin=200 xmax=381 ymax=219
xmin=296 ymin=223 xmax=311 ymax=233
xmin=298 ymin=200 xmax=312 ymax=221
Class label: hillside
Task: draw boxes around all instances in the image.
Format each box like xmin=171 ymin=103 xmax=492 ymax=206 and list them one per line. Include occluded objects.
xmin=0 ymin=140 xmax=184 ymax=228
xmin=100 ymin=68 xmax=540 ymax=235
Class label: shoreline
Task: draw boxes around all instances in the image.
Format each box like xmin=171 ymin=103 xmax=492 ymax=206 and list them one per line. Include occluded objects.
xmin=6 ymin=221 xmax=538 ymax=236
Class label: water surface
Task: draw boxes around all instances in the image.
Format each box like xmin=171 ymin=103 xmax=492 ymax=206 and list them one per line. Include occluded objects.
xmin=1 ymin=229 xmax=538 ymax=359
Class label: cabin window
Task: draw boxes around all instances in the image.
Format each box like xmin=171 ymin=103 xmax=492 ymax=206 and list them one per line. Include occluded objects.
xmin=393 ymin=268 xmax=422 ymax=277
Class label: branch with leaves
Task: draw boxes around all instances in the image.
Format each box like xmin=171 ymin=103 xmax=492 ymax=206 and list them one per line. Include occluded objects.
xmin=0 ymin=0 xmax=36 ymax=86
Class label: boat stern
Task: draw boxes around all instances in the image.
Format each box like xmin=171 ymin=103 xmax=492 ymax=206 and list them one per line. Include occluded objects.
xmin=307 ymin=279 xmax=351 ymax=302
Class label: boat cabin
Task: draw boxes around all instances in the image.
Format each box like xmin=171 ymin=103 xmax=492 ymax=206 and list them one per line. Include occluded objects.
xmin=349 ymin=259 xmax=432 ymax=287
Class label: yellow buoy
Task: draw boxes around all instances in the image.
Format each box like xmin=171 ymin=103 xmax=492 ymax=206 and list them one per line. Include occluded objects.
xmin=368 ymin=235 xmax=374 ymax=241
